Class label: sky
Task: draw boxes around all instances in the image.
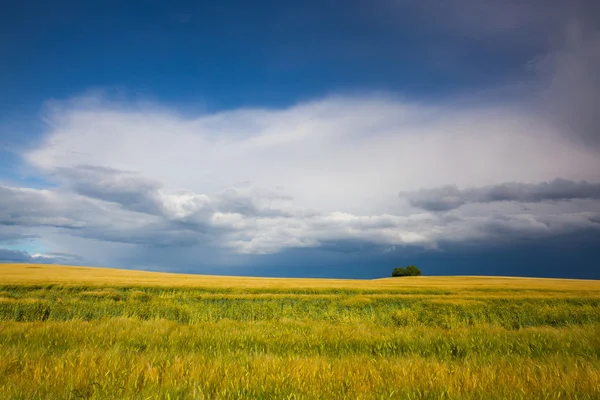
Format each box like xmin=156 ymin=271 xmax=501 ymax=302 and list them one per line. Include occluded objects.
xmin=1 ymin=0 xmax=600 ymax=279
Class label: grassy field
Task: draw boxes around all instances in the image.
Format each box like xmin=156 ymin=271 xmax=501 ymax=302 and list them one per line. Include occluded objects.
xmin=1 ymin=263 xmax=599 ymax=399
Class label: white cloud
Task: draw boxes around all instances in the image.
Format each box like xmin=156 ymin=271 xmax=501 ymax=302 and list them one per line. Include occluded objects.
xmin=0 ymin=91 xmax=590 ymax=259
xmin=26 ymin=95 xmax=600 ymax=214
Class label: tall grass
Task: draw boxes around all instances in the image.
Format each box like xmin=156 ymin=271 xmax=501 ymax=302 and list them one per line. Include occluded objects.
xmin=2 ymin=286 xmax=600 ymax=329
xmin=0 ymin=264 xmax=599 ymax=398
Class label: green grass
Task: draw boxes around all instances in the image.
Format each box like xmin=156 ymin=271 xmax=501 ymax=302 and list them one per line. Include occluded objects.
xmin=1 ymin=264 xmax=600 ymax=399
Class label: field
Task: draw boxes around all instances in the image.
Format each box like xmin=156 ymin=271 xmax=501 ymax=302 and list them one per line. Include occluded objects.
xmin=1 ymin=263 xmax=600 ymax=399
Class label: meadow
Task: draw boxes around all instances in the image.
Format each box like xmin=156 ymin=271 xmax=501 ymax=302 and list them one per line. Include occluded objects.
xmin=1 ymin=263 xmax=600 ymax=399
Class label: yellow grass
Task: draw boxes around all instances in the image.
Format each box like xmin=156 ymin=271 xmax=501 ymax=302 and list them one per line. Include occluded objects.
xmin=1 ymin=263 xmax=599 ymax=399
xmin=2 ymin=263 xmax=599 ymax=291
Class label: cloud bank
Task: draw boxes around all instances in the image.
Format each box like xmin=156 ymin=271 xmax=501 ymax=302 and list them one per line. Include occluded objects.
xmin=403 ymin=179 xmax=600 ymax=211
xmin=0 ymin=90 xmax=597 ymax=261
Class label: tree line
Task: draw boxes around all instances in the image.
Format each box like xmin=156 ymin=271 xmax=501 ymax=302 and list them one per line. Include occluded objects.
xmin=392 ymin=266 xmax=422 ymax=277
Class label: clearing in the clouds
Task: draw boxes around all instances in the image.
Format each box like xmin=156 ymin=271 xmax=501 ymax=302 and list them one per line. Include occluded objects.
xmin=1 ymin=263 xmax=600 ymax=399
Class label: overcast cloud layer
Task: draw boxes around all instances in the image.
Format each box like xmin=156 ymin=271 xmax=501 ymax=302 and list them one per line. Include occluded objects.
xmin=1 ymin=0 xmax=600 ymax=276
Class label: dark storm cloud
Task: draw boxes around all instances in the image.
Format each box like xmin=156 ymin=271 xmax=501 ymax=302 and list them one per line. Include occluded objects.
xmin=0 ymin=184 xmax=186 ymax=247
xmin=537 ymin=23 xmax=600 ymax=149
xmin=408 ymin=0 xmax=600 ymax=38
xmin=407 ymin=0 xmax=600 ymax=149
xmin=75 ymin=225 xmax=207 ymax=247
xmin=56 ymin=165 xmax=164 ymax=215
xmin=403 ymin=179 xmax=600 ymax=211
xmin=0 ymin=173 xmax=291 ymax=250
xmin=52 ymin=165 xmax=295 ymax=220
xmin=0 ymin=248 xmax=33 ymax=262
xmin=0 ymin=248 xmax=84 ymax=264
xmin=0 ymin=186 xmax=87 ymax=229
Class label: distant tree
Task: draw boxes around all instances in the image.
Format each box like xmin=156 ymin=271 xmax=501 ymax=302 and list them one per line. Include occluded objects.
xmin=406 ymin=265 xmax=422 ymax=276
xmin=392 ymin=266 xmax=422 ymax=277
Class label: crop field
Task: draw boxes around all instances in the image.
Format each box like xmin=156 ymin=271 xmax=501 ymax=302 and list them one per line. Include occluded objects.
xmin=1 ymin=263 xmax=600 ymax=399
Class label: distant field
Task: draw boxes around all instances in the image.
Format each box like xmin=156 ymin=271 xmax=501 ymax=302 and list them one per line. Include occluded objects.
xmin=1 ymin=263 xmax=599 ymax=399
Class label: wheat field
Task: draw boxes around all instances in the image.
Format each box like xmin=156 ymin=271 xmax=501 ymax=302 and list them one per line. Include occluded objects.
xmin=1 ymin=263 xmax=599 ymax=399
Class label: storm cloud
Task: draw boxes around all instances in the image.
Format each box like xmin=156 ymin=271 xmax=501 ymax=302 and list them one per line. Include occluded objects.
xmin=403 ymin=179 xmax=600 ymax=211
xmin=0 ymin=248 xmax=83 ymax=264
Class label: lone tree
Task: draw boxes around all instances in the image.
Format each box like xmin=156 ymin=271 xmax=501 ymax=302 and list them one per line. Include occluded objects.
xmin=392 ymin=265 xmax=422 ymax=277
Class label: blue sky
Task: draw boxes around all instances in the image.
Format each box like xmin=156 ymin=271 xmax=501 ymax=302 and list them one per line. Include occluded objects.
xmin=1 ymin=0 xmax=600 ymax=278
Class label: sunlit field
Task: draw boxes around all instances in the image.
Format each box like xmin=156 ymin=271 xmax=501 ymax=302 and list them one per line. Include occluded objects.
xmin=1 ymin=263 xmax=599 ymax=399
